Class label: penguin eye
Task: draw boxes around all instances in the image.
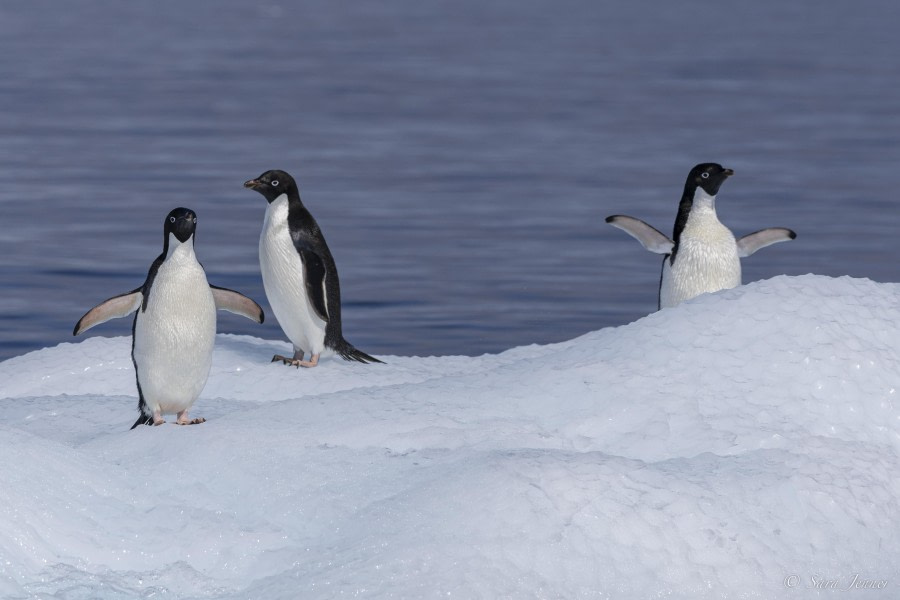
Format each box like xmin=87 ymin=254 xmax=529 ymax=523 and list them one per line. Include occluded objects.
xmin=271 ymin=180 xmax=279 ymax=187
xmin=193 ymin=217 xmax=197 ymax=224
xmin=701 ymin=172 xmax=710 ymax=179
xmin=169 ymin=216 xmax=176 ymax=223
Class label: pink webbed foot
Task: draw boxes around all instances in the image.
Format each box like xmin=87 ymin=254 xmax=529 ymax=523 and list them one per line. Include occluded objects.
xmin=272 ymin=350 xmax=318 ymax=368
xmin=176 ymin=410 xmax=206 ymax=425
xmin=295 ymin=353 xmax=319 ymax=368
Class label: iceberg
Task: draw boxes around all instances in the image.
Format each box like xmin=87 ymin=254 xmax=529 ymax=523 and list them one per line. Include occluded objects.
xmin=1 ymin=275 xmax=897 ymax=599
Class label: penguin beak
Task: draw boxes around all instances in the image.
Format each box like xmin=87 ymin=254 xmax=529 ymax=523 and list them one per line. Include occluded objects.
xmin=243 ymin=179 xmax=260 ymax=189
xmin=723 ymin=168 xmax=735 ymax=177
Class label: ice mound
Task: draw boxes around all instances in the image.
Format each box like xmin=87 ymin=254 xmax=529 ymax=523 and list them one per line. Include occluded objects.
xmin=1 ymin=275 xmax=897 ymax=599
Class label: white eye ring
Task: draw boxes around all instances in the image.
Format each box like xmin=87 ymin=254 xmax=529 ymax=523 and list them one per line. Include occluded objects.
xmin=271 ymin=180 xmax=279 ymax=187
xmin=193 ymin=217 xmax=197 ymax=224
xmin=701 ymin=172 xmax=710 ymax=179
xmin=169 ymin=216 xmax=176 ymax=223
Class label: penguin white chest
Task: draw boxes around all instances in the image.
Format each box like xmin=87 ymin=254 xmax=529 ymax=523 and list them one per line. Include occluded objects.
xmin=259 ymin=195 xmax=327 ymax=354
xmin=133 ymin=240 xmax=216 ymax=414
xmin=660 ymin=197 xmax=741 ymax=309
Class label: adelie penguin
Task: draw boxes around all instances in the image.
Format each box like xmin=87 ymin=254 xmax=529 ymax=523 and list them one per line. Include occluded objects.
xmin=606 ymin=163 xmax=796 ymax=309
xmin=73 ymin=208 xmax=265 ymax=428
xmin=244 ymin=169 xmax=382 ymax=367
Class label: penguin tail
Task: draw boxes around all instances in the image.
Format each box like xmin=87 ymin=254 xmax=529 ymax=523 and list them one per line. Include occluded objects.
xmin=130 ymin=412 xmax=153 ymax=430
xmin=334 ymin=339 xmax=384 ymax=364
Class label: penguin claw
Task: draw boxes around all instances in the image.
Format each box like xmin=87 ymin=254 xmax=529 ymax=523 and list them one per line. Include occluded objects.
xmin=281 ymin=359 xmax=317 ymax=368
xmin=271 ymin=354 xmax=293 ymax=365
xmin=271 ymin=354 xmax=318 ymax=368
xmin=176 ymin=417 xmax=206 ymax=425
xmin=280 ymin=357 xmax=318 ymax=368
xmin=270 ymin=358 xmax=318 ymax=368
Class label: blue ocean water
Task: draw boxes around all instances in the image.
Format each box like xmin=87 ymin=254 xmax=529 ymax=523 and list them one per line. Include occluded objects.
xmin=1 ymin=1 xmax=899 ymax=362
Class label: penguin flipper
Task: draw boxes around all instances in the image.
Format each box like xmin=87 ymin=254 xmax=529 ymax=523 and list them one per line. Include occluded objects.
xmin=298 ymin=249 xmax=329 ymax=322
xmin=73 ymin=288 xmax=143 ymax=336
xmin=737 ymin=227 xmax=797 ymax=258
xmin=210 ymin=285 xmax=265 ymax=323
xmin=606 ymin=215 xmax=674 ymax=254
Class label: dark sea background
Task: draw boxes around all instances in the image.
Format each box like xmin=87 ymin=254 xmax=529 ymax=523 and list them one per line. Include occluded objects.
xmin=1 ymin=1 xmax=899 ymax=363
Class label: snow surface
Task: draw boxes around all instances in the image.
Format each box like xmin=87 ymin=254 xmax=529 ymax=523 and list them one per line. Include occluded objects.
xmin=1 ymin=274 xmax=898 ymax=599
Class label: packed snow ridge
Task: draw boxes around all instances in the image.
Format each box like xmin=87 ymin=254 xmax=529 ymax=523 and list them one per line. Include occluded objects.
xmin=1 ymin=274 xmax=898 ymax=599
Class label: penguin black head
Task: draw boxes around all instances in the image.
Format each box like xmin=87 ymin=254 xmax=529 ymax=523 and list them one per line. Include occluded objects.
xmin=243 ymin=169 xmax=298 ymax=203
xmin=165 ymin=207 xmax=197 ymax=243
xmin=686 ymin=163 xmax=734 ymax=197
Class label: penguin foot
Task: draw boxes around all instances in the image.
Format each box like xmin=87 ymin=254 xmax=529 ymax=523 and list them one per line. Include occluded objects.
xmin=296 ymin=353 xmax=319 ymax=368
xmin=285 ymin=353 xmax=319 ymax=368
xmin=272 ymin=354 xmax=294 ymax=365
xmin=152 ymin=418 xmax=165 ymax=426
xmin=272 ymin=352 xmax=318 ymax=368
xmin=176 ymin=410 xmax=205 ymax=425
